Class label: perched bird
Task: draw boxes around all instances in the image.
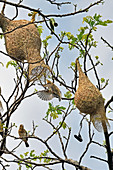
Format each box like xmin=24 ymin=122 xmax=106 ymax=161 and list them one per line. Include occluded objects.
xmin=49 ymin=18 xmax=58 ymax=34
xmin=18 ymin=124 xmax=29 ymax=147
xmin=37 ymin=80 xmax=62 ymax=101
xmin=74 ymin=58 xmax=109 ymax=132
xmin=0 ymin=13 xmax=51 ymax=82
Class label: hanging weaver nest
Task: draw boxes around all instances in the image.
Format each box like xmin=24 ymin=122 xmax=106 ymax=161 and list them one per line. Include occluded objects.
xmin=74 ymin=58 xmax=109 ymax=132
xmin=0 ymin=14 xmax=51 ymax=82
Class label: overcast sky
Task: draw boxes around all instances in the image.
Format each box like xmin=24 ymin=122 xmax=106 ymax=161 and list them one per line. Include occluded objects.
xmin=0 ymin=0 xmax=113 ymax=170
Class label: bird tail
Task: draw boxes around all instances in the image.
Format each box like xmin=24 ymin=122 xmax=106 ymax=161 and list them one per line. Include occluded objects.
xmin=90 ymin=113 xmax=110 ymax=132
xmin=25 ymin=141 xmax=29 ymax=147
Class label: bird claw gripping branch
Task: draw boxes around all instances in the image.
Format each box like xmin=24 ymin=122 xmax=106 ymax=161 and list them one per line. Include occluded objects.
xmin=74 ymin=58 xmax=110 ymax=132
xmin=0 ymin=13 xmax=51 ymax=82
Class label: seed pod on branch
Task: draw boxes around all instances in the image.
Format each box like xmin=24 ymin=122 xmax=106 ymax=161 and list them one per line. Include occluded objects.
xmin=74 ymin=58 xmax=109 ymax=132
xmin=0 ymin=13 xmax=51 ymax=82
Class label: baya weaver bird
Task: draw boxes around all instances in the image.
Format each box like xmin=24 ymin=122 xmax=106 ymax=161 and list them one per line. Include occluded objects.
xmin=74 ymin=59 xmax=109 ymax=132
xmin=0 ymin=13 xmax=51 ymax=82
xmin=18 ymin=124 xmax=29 ymax=147
xmin=37 ymin=80 xmax=62 ymax=101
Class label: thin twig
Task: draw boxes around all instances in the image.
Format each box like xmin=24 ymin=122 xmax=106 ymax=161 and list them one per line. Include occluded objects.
xmin=101 ymin=37 xmax=113 ymax=50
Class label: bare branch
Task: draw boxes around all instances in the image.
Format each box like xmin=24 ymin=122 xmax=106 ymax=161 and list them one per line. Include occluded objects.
xmin=105 ymin=96 xmax=113 ymax=111
xmin=47 ymin=0 xmax=71 ymax=10
xmin=101 ymin=37 xmax=113 ymax=50
xmin=90 ymin=155 xmax=108 ymax=163
xmin=79 ymin=132 xmax=94 ymax=165
xmin=0 ymin=0 xmax=104 ymax=18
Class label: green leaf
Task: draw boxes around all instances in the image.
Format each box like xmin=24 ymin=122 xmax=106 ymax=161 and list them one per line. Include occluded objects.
xmin=71 ymin=62 xmax=75 ymax=66
xmin=72 ymin=99 xmax=75 ymax=105
xmin=64 ymin=91 xmax=72 ymax=99
xmin=101 ymin=78 xmax=105 ymax=83
xmin=57 ymin=110 xmax=62 ymax=115
xmin=59 ymin=46 xmax=64 ymax=52
xmin=32 ymin=156 xmax=38 ymax=161
xmin=34 ymin=88 xmax=38 ymax=93
xmin=28 ymin=12 xmax=33 ymax=17
xmin=58 ymin=106 xmax=66 ymax=110
xmin=103 ymin=140 xmax=106 ymax=146
xmin=95 ymin=56 xmax=99 ymax=60
xmin=40 ymin=150 xmax=49 ymax=158
xmin=0 ymin=62 xmax=4 ymax=67
xmin=45 ymin=103 xmax=65 ymax=120
xmin=24 ymin=152 xmax=29 ymax=157
xmin=51 ymin=112 xmax=58 ymax=119
xmin=42 ymin=36 xmax=52 ymax=48
xmin=0 ymin=35 xmax=3 ymax=39
xmin=30 ymin=150 xmax=35 ymax=157
xmin=83 ymin=14 xmax=113 ymax=28
xmin=37 ymin=26 xmax=43 ymax=36
xmin=62 ymin=122 xmax=67 ymax=129
xmin=26 ymin=163 xmax=32 ymax=168
xmin=20 ymin=154 xmax=24 ymax=159
xmin=46 ymin=35 xmax=52 ymax=40
xmin=6 ymin=60 xmax=17 ymax=68
xmin=59 ymin=121 xmax=67 ymax=129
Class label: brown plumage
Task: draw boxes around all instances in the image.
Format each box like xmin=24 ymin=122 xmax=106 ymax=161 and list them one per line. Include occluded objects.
xmin=18 ymin=124 xmax=29 ymax=147
xmin=74 ymin=59 xmax=109 ymax=132
xmin=0 ymin=13 xmax=51 ymax=82
xmin=0 ymin=112 xmax=3 ymax=137
xmin=37 ymin=80 xmax=62 ymax=101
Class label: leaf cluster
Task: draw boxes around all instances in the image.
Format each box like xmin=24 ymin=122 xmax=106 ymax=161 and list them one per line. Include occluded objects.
xmin=18 ymin=150 xmax=38 ymax=169
xmin=39 ymin=150 xmax=51 ymax=163
xmin=83 ymin=13 xmax=113 ymax=29
xmin=45 ymin=102 xmax=66 ymax=120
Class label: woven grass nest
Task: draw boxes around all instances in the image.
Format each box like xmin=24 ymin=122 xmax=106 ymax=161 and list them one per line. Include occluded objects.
xmin=0 ymin=13 xmax=51 ymax=82
xmin=74 ymin=58 xmax=109 ymax=132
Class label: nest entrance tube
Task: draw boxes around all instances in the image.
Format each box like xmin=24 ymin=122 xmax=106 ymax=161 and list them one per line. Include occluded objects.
xmin=28 ymin=60 xmax=51 ymax=82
